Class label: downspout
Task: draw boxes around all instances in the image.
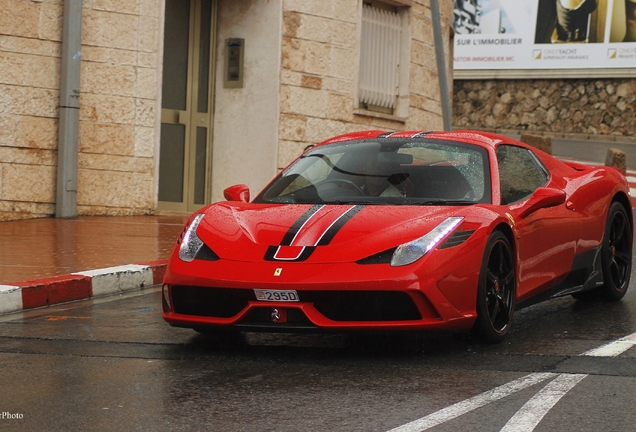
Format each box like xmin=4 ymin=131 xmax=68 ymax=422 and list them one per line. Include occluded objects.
xmin=56 ymin=0 xmax=83 ymax=218
xmin=430 ymin=0 xmax=453 ymax=131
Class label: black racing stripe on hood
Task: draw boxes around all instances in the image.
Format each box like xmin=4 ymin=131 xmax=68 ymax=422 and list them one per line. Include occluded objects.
xmin=316 ymin=205 xmax=365 ymax=246
xmin=280 ymin=204 xmax=324 ymax=246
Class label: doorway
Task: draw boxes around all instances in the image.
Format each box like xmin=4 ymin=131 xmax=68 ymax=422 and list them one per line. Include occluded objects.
xmin=158 ymin=0 xmax=216 ymax=212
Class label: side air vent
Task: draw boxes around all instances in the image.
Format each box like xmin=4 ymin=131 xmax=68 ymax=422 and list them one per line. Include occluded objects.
xmin=439 ymin=230 xmax=475 ymax=249
xmin=195 ymin=243 xmax=220 ymax=261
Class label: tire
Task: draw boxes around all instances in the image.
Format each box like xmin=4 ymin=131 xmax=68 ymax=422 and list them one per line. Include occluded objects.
xmin=473 ymin=231 xmax=516 ymax=343
xmin=599 ymin=201 xmax=632 ymax=301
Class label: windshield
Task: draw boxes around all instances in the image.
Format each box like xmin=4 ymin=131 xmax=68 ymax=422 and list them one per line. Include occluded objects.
xmin=255 ymin=138 xmax=491 ymax=205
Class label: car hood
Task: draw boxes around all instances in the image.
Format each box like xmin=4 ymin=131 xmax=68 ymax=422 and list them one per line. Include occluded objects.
xmin=195 ymin=202 xmax=481 ymax=263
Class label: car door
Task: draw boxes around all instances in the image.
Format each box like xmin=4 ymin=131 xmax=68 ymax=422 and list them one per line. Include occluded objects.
xmin=497 ymin=144 xmax=578 ymax=302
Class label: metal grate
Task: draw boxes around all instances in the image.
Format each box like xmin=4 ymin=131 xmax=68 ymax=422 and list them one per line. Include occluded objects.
xmin=171 ymin=286 xmax=251 ymax=318
xmin=359 ymin=4 xmax=402 ymax=111
xmin=301 ymin=290 xmax=421 ymax=321
xmin=171 ymin=286 xmax=422 ymax=322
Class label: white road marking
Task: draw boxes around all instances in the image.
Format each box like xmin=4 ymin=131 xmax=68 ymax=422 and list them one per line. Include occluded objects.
xmin=388 ymin=331 xmax=636 ymax=432
xmin=386 ymin=373 xmax=557 ymax=432
xmin=499 ymin=332 xmax=636 ymax=431
xmin=583 ymin=331 xmax=636 ymax=357
xmin=499 ymin=374 xmax=587 ymax=432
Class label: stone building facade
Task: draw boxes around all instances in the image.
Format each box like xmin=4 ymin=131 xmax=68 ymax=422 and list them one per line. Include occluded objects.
xmin=1 ymin=0 xmax=160 ymax=221
xmin=453 ymin=78 xmax=636 ymax=142
xmin=0 ymin=0 xmax=453 ymax=221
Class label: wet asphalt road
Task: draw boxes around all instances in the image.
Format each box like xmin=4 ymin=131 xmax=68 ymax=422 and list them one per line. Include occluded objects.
xmin=1 ymin=280 xmax=636 ymax=431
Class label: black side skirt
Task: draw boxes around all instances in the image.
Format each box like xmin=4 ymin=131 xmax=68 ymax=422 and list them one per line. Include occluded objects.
xmin=516 ymin=245 xmax=603 ymax=310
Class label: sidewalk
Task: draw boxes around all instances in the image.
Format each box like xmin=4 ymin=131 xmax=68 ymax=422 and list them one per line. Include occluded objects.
xmin=0 ymin=215 xmax=189 ymax=315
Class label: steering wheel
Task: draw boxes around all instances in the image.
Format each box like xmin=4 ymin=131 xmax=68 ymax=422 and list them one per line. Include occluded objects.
xmin=317 ymin=179 xmax=365 ymax=196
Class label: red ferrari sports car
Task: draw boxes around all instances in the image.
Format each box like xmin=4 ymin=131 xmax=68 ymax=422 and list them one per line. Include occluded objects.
xmin=162 ymin=130 xmax=633 ymax=342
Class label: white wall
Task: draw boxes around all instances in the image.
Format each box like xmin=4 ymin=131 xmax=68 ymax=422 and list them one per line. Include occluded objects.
xmin=211 ymin=0 xmax=283 ymax=202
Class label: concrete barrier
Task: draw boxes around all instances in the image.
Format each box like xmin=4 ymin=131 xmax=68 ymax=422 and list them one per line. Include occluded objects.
xmin=520 ymin=134 xmax=553 ymax=155
xmin=605 ymin=148 xmax=627 ymax=173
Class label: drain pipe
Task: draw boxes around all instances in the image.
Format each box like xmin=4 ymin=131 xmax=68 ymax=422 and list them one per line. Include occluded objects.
xmin=56 ymin=0 xmax=83 ymax=218
xmin=430 ymin=0 xmax=453 ymax=131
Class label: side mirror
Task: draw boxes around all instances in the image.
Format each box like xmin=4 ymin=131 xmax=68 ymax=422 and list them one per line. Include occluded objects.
xmin=517 ymin=187 xmax=566 ymax=218
xmin=223 ymin=184 xmax=250 ymax=202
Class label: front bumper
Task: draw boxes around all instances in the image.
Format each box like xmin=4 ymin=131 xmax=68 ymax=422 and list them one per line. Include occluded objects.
xmin=161 ymin=257 xmax=480 ymax=332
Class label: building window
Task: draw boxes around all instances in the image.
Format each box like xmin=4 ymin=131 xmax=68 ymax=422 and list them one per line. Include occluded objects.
xmin=358 ymin=1 xmax=410 ymax=117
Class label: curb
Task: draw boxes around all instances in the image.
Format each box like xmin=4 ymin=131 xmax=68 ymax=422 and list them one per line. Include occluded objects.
xmin=0 ymin=260 xmax=167 ymax=315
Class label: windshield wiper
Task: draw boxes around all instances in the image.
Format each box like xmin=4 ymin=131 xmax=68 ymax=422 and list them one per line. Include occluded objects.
xmin=418 ymin=200 xmax=475 ymax=206
xmin=324 ymin=199 xmax=370 ymax=205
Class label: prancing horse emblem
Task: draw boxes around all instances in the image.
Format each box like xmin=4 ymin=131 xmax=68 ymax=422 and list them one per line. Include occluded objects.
xmin=271 ymin=309 xmax=280 ymax=323
xmin=274 ymin=268 xmax=282 ymax=276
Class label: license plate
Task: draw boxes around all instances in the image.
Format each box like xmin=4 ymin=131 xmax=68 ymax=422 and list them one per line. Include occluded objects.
xmin=254 ymin=289 xmax=299 ymax=302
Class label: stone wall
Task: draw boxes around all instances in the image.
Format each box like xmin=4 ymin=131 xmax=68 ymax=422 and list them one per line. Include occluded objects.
xmin=77 ymin=0 xmax=160 ymax=217
xmin=277 ymin=0 xmax=454 ymax=168
xmin=0 ymin=0 xmax=159 ymax=221
xmin=453 ymin=78 xmax=636 ymax=141
xmin=0 ymin=0 xmax=62 ymax=220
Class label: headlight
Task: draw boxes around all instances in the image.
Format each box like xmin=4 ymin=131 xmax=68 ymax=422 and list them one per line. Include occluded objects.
xmin=179 ymin=214 xmax=205 ymax=262
xmin=391 ymin=217 xmax=464 ymax=267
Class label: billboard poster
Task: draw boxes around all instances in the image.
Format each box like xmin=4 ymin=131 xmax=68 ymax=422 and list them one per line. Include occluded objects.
xmin=453 ymin=0 xmax=636 ymax=71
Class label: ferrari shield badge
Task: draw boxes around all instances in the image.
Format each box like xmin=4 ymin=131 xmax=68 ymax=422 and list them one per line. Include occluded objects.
xmin=274 ymin=268 xmax=283 ymax=276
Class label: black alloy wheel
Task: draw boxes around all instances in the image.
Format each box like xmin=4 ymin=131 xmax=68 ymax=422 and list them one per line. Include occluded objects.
xmin=473 ymin=231 xmax=516 ymax=343
xmin=600 ymin=201 xmax=632 ymax=301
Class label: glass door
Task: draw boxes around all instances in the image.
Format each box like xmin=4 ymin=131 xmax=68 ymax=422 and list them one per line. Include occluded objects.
xmin=158 ymin=0 xmax=216 ymax=212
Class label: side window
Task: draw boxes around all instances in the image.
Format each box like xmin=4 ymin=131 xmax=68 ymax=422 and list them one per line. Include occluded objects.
xmin=497 ymin=145 xmax=548 ymax=205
